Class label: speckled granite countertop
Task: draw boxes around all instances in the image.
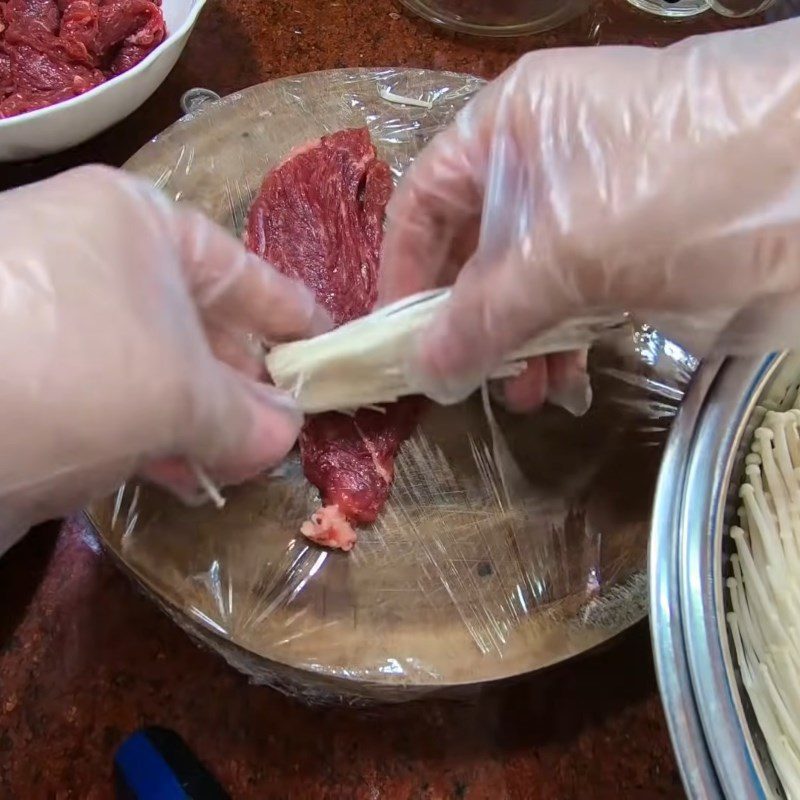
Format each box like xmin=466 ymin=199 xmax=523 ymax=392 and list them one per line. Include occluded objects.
xmin=2 ymin=520 xmax=680 ymax=798
xmin=1 ymin=0 xmax=757 ymax=191
xmin=0 ymin=1 xmax=763 ymax=796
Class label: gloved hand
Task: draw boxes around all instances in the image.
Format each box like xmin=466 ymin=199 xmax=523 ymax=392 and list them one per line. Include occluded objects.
xmin=380 ymin=18 xmax=800 ymax=409
xmin=0 ymin=166 xmax=329 ymax=556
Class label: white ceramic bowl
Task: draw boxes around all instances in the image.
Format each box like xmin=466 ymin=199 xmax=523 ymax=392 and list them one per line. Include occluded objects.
xmin=0 ymin=0 xmax=206 ymax=162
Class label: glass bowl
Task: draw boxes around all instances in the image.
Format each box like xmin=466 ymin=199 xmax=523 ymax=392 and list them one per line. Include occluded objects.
xmin=398 ymin=0 xmax=589 ymax=36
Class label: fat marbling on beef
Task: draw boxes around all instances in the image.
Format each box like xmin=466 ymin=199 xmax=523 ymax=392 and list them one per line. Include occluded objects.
xmin=246 ymin=127 xmax=422 ymax=551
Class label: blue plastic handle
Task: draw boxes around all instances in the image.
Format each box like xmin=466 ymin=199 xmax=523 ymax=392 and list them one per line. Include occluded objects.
xmin=114 ymin=727 xmax=229 ymax=800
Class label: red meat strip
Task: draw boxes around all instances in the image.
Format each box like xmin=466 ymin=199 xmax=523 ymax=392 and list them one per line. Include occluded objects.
xmin=0 ymin=0 xmax=165 ymax=119
xmin=246 ymin=128 xmax=390 ymax=327
xmin=246 ymin=128 xmax=422 ymax=551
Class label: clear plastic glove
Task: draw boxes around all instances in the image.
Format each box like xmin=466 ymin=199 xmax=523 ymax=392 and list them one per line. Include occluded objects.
xmin=0 ymin=166 xmax=329 ymax=556
xmin=380 ymin=18 xmax=800 ymax=408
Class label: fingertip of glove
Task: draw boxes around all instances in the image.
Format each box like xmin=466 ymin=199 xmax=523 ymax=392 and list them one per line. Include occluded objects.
xmin=500 ymin=359 xmax=548 ymax=414
xmin=308 ymin=303 xmax=334 ymax=337
xmin=409 ymin=323 xmax=480 ymax=406
xmin=547 ymin=371 xmax=593 ymax=417
xmin=282 ymin=280 xmax=333 ymax=340
xmin=244 ymin=381 xmax=303 ymax=458
xmin=545 ymin=351 xmax=592 ymax=417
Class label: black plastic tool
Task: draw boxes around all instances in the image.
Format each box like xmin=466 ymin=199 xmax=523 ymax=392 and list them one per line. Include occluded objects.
xmin=114 ymin=726 xmax=230 ymax=800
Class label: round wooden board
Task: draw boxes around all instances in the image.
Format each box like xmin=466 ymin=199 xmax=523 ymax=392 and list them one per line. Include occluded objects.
xmin=88 ymin=69 xmax=694 ymax=701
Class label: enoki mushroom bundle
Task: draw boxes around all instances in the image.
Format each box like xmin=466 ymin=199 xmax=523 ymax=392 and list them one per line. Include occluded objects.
xmin=266 ymin=288 xmax=628 ymax=414
xmin=729 ymin=408 xmax=800 ymax=799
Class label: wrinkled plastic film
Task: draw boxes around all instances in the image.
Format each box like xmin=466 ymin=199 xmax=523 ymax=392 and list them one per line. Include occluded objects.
xmin=88 ymin=69 xmax=694 ymax=703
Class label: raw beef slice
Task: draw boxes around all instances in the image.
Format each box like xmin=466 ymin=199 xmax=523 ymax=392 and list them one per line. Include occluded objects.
xmin=0 ymin=0 xmax=166 ymax=119
xmin=246 ymin=127 xmax=422 ymax=551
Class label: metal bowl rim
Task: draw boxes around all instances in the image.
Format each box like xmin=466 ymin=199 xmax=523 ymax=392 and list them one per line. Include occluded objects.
xmin=649 ymin=357 xmax=724 ymax=800
xmin=678 ymin=354 xmax=781 ymax=799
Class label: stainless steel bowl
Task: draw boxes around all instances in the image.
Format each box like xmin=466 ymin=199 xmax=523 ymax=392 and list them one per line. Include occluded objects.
xmin=651 ymin=353 xmax=800 ymax=798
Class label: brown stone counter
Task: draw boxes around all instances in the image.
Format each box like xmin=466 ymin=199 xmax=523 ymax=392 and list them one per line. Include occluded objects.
xmin=1 ymin=0 xmax=760 ymax=191
xmin=0 ymin=1 xmax=768 ymax=796
xmin=1 ymin=520 xmax=680 ymax=799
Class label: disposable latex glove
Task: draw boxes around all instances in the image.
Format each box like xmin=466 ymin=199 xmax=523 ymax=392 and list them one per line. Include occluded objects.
xmin=380 ymin=18 xmax=800 ymax=409
xmin=0 ymin=166 xmax=329 ymax=556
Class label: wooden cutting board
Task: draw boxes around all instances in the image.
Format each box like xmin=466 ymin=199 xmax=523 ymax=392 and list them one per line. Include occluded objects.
xmin=88 ymin=69 xmax=694 ymax=701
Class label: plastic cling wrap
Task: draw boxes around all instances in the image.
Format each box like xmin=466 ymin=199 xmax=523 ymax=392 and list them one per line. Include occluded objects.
xmin=87 ymin=69 xmax=696 ymax=703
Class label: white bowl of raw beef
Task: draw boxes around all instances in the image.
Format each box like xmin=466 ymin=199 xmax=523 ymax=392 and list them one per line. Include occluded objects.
xmin=0 ymin=0 xmax=206 ymax=162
